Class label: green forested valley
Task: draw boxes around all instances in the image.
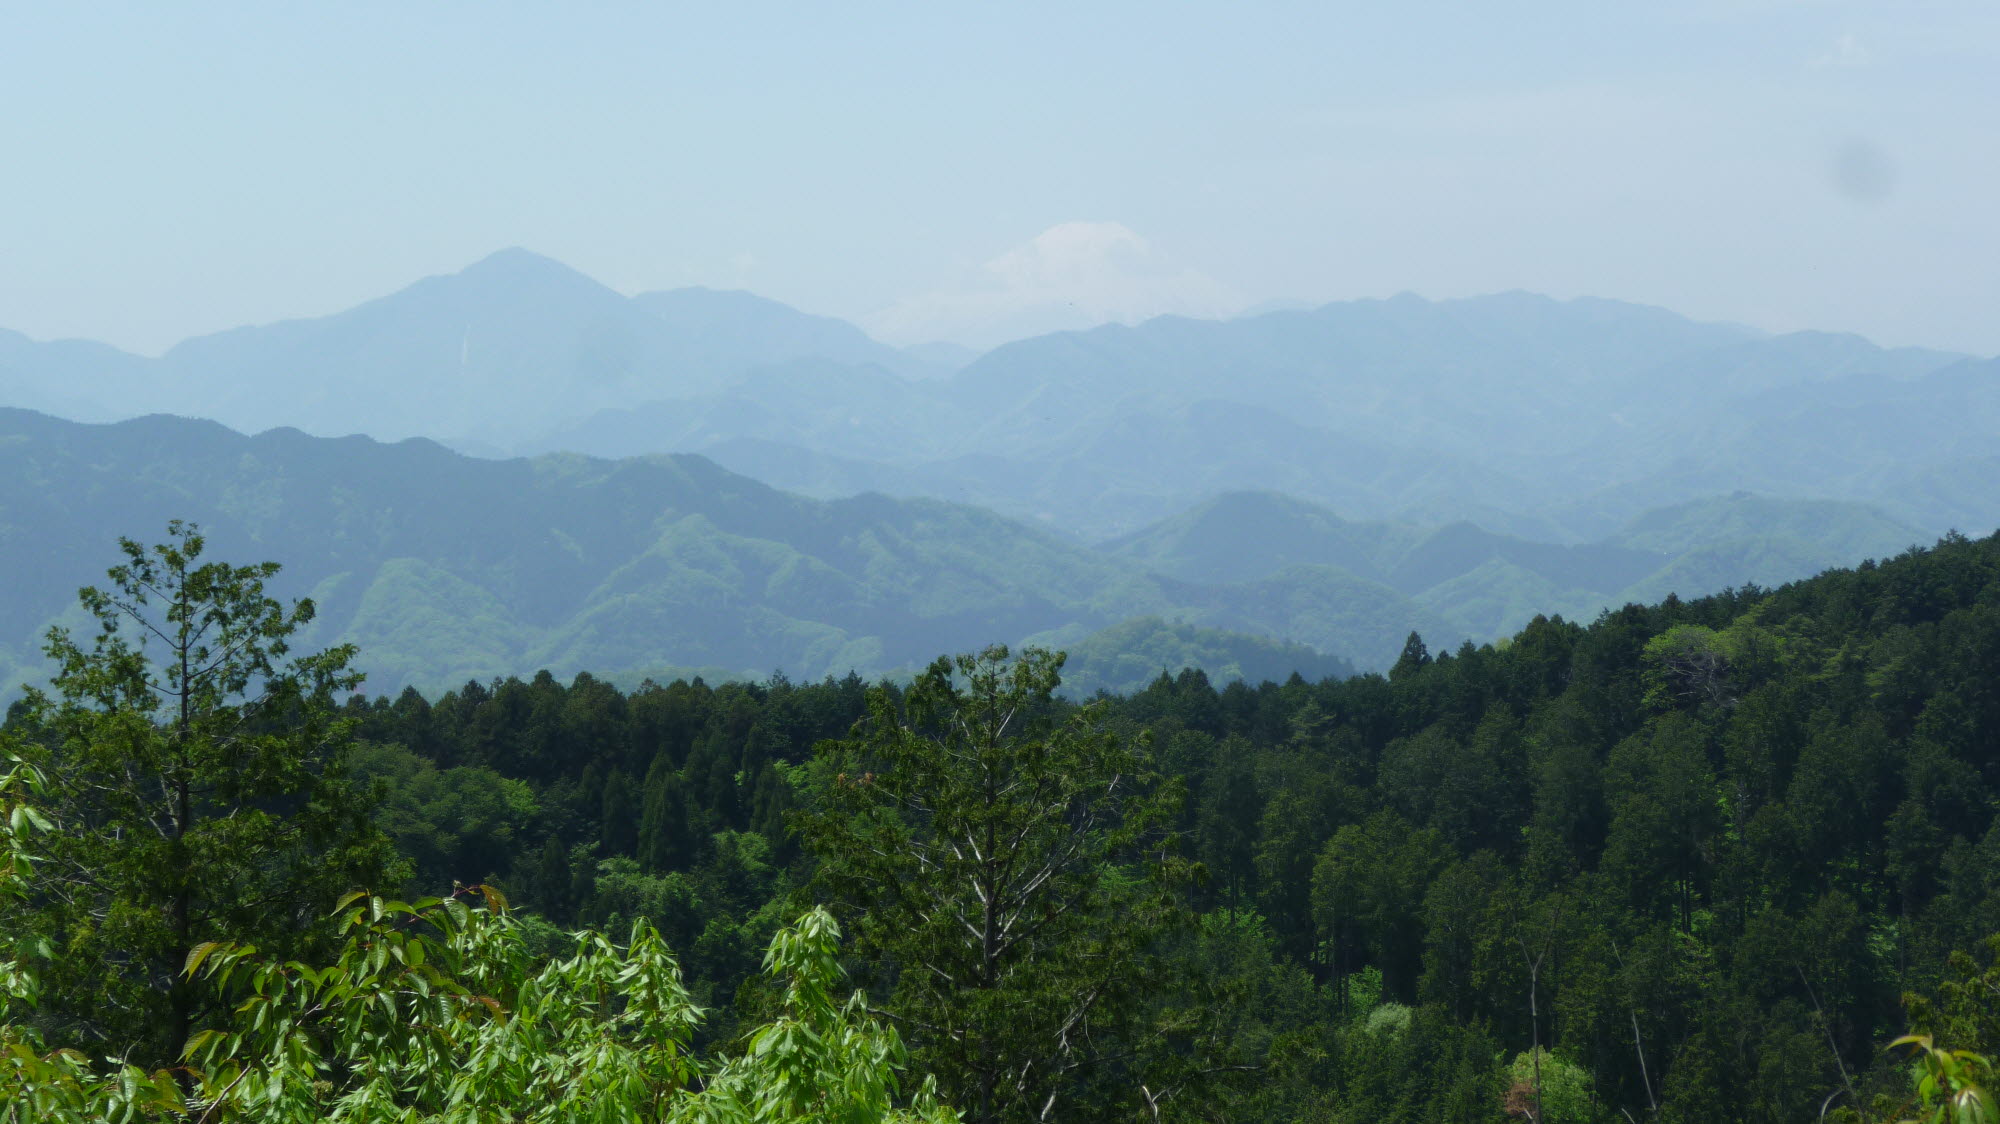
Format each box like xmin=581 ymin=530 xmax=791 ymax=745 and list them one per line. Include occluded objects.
xmin=0 ymin=407 xmax=1925 ymax=696
xmin=8 ymin=521 xmax=2000 ymax=1120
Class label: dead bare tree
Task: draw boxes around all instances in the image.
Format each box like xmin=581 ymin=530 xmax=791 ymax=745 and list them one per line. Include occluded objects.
xmin=1516 ymin=895 xmax=1568 ymax=1123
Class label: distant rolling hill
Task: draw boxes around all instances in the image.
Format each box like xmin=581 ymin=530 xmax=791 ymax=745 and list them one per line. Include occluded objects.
xmin=0 ymin=410 xmax=1384 ymax=697
xmin=1104 ymin=490 xmax=1925 ymax=642
xmin=0 ymin=411 xmax=1930 ymax=700
xmin=583 ymin=289 xmax=1977 ymax=540
xmin=1048 ymin=617 xmax=1355 ymax=698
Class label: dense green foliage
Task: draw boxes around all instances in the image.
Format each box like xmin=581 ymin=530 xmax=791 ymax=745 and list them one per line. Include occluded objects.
xmin=305 ymin=528 xmax=2000 ymax=1120
xmin=9 ymin=523 xmax=397 ymax=1065
xmin=0 ymin=754 xmax=948 ymax=1122
xmin=13 ymin=524 xmax=2000 ymax=1119
xmin=798 ymin=647 xmax=1197 ymax=1123
xmin=0 ymin=529 xmax=949 ymax=1122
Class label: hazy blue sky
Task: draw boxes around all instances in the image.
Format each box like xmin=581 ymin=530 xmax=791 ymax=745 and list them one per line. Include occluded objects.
xmin=2 ymin=2 xmax=1996 ymax=354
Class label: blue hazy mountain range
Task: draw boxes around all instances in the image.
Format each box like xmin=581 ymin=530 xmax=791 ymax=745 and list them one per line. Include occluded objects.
xmin=0 ymin=249 xmax=1973 ymax=691
xmin=1 ymin=249 xmax=1982 ymax=540
xmin=0 ymin=249 xmax=941 ymax=449
xmin=665 ymin=297 xmax=1977 ymax=541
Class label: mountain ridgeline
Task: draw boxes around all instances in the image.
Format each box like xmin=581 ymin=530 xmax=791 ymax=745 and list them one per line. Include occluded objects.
xmin=0 ymin=249 xmax=942 ymax=449
xmin=1 ymin=250 xmax=1992 ymax=545
xmin=0 ymin=248 xmax=1984 ymax=708
xmin=0 ymin=408 xmax=1929 ymax=698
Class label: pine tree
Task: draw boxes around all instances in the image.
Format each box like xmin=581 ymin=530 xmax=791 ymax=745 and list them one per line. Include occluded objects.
xmin=638 ymin=754 xmax=692 ymax=872
xmin=600 ymin=767 xmax=639 ymax=855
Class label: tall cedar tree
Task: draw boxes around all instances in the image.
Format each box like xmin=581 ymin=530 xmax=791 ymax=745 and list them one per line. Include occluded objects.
xmin=10 ymin=522 xmax=396 ymax=1063
xmin=797 ymin=646 xmax=1195 ymax=1124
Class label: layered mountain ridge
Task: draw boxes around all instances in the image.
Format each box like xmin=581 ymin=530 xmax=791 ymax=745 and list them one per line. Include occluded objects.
xmin=0 ymin=250 xmax=1978 ymax=694
xmin=3 ymin=250 xmax=1983 ymax=541
xmin=0 ymin=410 xmax=1926 ymax=700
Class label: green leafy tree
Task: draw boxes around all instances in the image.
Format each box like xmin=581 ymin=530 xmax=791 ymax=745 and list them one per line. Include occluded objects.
xmin=348 ymin=742 xmax=539 ymax=891
xmin=169 ymin=895 xmax=952 ymax=1123
xmin=1310 ymin=809 xmax=1450 ymax=1001
xmin=1 ymin=737 xmax=949 ymax=1122
xmin=1887 ymin=1036 xmax=1997 ymax=1124
xmin=0 ymin=752 xmax=182 ymax=1121
xmin=11 ymin=521 xmax=397 ymax=1063
xmin=1195 ymin=739 xmax=1261 ymax=911
xmin=1499 ymin=1046 xmax=1596 ymax=1122
xmin=797 ymin=646 xmax=1195 ymax=1124
xmin=1253 ymin=704 xmax=1355 ymax=968
xmin=1642 ymin=624 xmax=1740 ymax=712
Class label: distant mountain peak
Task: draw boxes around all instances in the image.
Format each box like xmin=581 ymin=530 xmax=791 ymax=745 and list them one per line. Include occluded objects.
xmin=438 ymin=247 xmax=618 ymax=297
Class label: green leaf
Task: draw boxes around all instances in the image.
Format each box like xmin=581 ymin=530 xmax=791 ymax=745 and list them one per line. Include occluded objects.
xmin=184 ymin=941 xmax=226 ymax=979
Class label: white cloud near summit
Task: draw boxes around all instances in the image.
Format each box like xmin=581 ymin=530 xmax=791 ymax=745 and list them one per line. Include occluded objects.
xmin=867 ymin=222 xmax=1242 ymax=350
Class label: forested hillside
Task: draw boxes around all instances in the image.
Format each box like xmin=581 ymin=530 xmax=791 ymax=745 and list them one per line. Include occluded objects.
xmin=11 ymin=524 xmax=2000 ymax=1119
xmin=0 ymin=410 xmax=1925 ymax=697
xmin=0 ymin=409 xmax=1379 ymax=690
